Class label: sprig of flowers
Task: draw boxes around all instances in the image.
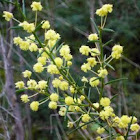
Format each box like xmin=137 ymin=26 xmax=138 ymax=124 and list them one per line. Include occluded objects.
xmin=3 ymin=1 xmax=139 ymax=139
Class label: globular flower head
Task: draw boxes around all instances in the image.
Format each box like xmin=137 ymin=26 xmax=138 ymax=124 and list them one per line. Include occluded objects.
xmin=47 ymin=64 xmax=59 ymax=74
xmin=48 ymin=101 xmax=57 ymax=110
xmin=54 ymin=57 xmax=63 ymax=67
xmin=13 ymin=37 xmax=23 ymax=45
xmin=42 ymin=20 xmax=50 ymax=29
xmin=19 ymin=40 xmax=30 ymax=51
xmin=21 ymin=94 xmax=29 ymax=103
xmin=82 ymin=114 xmax=91 ymax=123
xmin=96 ymin=127 xmax=105 ymax=134
xmin=91 ymin=48 xmax=100 ymax=56
xmin=52 ymin=78 xmax=61 ymax=88
xmin=37 ymin=57 xmax=46 ymax=65
xmin=67 ymin=121 xmax=74 ymax=128
xmin=22 ymin=70 xmax=32 ymax=78
xmin=80 ymin=95 xmax=85 ymax=101
xmin=30 ymin=101 xmax=39 ymax=111
xmin=59 ymin=81 xmax=69 ymax=91
xmin=111 ymin=45 xmax=123 ymax=59
xmin=96 ymin=4 xmax=113 ymax=17
xmin=15 ymin=81 xmax=25 ymax=89
xmin=100 ymin=97 xmax=111 ymax=107
xmin=19 ymin=21 xmax=35 ymax=33
xmin=45 ymin=29 xmax=60 ymax=41
xmin=81 ymin=63 xmax=91 ymax=73
xmin=81 ymin=76 xmax=88 ymax=83
xmin=98 ymin=68 xmax=108 ymax=78
xmin=50 ymin=93 xmax=59 ymax=102
xmin=33 ymin=63 xmax=44 ymax=73
xmin=29 ymin=43 xmax=38 ymax=52
xmin=79 ymin=45 xmax=91 ymax=56
xmin=59 ymin=107 xmax=66 ymax=116
xmin=65 ymin=96 xmax=74 ymax=105
xmin=38 ymin=80 xmax=47 ymax=89
xmin=88 ymin=33 xmax=98 ymax=41
xmin=27 ymin=79 xmax=37 ymax=89
xmin=130 ymin=123 xmax=140 ymax=131
xmin=116 ymin=136 xmax=125 ymax=140
xmin=87 ymin=57 xmax=97 ymax=67
xmin=118 ymin=115 xmax=131 ymax=128
xmin=89 ymin=77 xmax=100 ymax=87
xmin=31 ymin=2 xmax=43 ymax=11
xmin=60 ymin=45 xmax=70 ymax=56
xmin=3 ymin=11 xmax=13 ymax=21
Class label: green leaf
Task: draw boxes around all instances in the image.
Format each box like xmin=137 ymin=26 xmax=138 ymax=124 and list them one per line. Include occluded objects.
xmin=55 ymin=42 xmax=64 ymax=54
xmin=64 ymin=106 xmax=69 ymax=121
xmin=105 ymin=78 xmax=128 ymax=85
xmin=88 ymin=88 xmax=91 ymax=100
xmin=110 ymin=94 xmax=118 ymax=101
xmin=50 ymin=40 xmax=61 ymax=53
xmin=22 ymin=0 xmax=26 ymax=17
xmin=35 ymin=21 xmax=45 ymax=32
xmin=103 ymin=39 xmax=113 ymax=47
xmin=125 ymin=115 xmax=134 ymax=140
xmin=90 ymin=18 xmax=99 ymax=33
xmin=103 ymin=28 xmax=115 ymax=33
xmin=104 ymin=61 xmax=115 ymax=71
xmin=16 ymin=88 xmax=25 ymax=94
xmin=10 ymin=26 xmax=22 ymax=30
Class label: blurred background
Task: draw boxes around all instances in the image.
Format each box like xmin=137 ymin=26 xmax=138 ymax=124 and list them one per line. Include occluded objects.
xmin=0 ymin=0 xmax=140 ymax=140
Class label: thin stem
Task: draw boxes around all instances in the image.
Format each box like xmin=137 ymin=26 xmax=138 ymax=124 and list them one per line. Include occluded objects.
xmin=13 ymin=17 xmax=21 ymax=23
xmin=29 ymin=92 xmax=39 ymax=98
xmin=35 ymin=11 xmax=38 ymax=27
xmin=90 ymin=70 xmax=98 ymax=75
xmin=102 ymin=15 xmax=107 ymax=28
xmin=39 ymin=98 xmax=49 ymax=105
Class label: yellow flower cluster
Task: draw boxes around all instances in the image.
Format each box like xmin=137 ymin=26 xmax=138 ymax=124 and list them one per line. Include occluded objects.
xmin=45 ymin=29 xmax=60 ymax=41
xmin=19 ymin=21 xmax=35 ymax=33
xmin=15 ymin=81 xmax=25 ymax=89
xmin=30 ymin=101 xmax=39 ymax=111
xmin=88 ymin=33 xmax=98 ymax=41
xmin=60 ymin=45 xmax=73 ymax=61
xmin=116 ymin=136 xmax=124 ymax=140
xmin=90 ymin=77 xmax=100 ymax=87
xmin=42 ymin=20 xmax=50 ymax=29
xmin=22 ymin=70 xmax=32 ymax=78
xmin=81 ymin=63 xmax=91 ymax=72
xmin=79 ymin=45 xmax=90 ymax=56
xmin=3 ymin=11 xmax=13 ymax=21
xmin=50 ymin=93 xmax=59 ymax=102
xmin=100 ymin=97 xmax=110 ymax=107
xmin=111 ymin=45 xmax=123 ymax=59
xmin=27 ymin=79 xmax=37 ymax=89
xmin=33 ymin=63 xmax=44 ymax=73
xmin=65 ymin=96 xmax=74 ymax=105
xmin=47 ymin=64 xmax=59 ymax=74
xmin=37 ymin=80 xmax=47 ymax=89
xmin=98 ymin=68 xmax=108 ymax=78
xmin=96 ymin=127 xmax=105 ymax=134
xmin=21 ymin=94 xmax=29 ymax=103
xmin=48 ymin=101 xmax=57 ymax=110
xmin=96 ymin=4 xmax=113 ymax=17
xmin=31 ymin=2 xmax=43 ymax=11
xmin=82 ymin=114 xmax=91 ymax=123
xmin=59 ymin=107 xmax=66 ymax=116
